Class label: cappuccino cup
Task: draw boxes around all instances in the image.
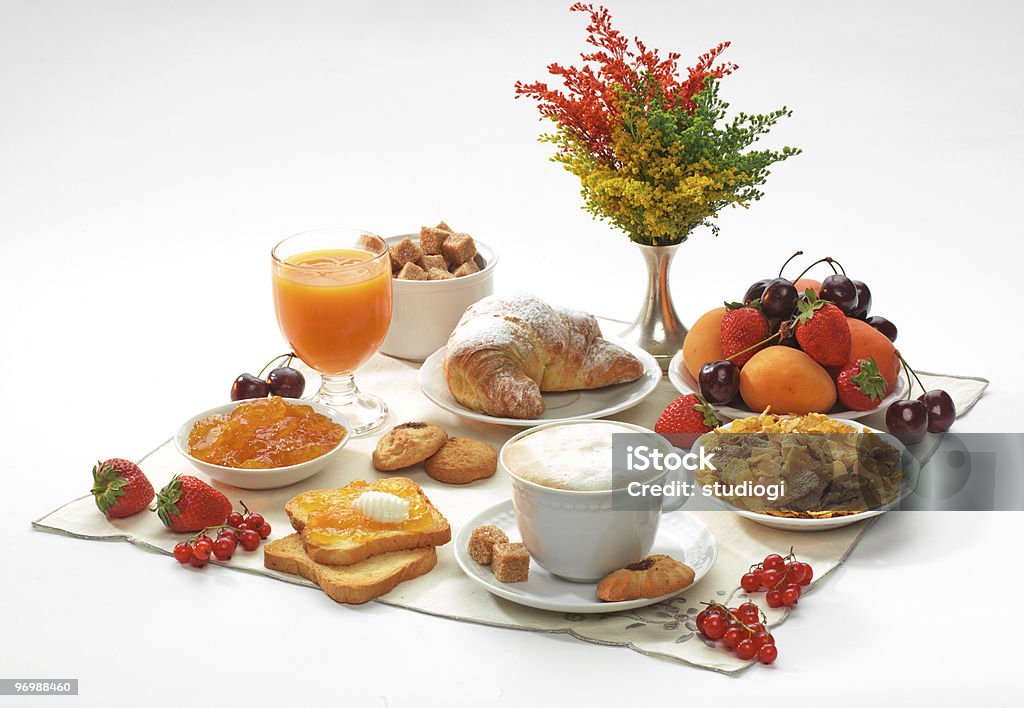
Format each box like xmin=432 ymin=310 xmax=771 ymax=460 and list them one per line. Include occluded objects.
xmin=500 ymin=420 xmax=684 ymax=582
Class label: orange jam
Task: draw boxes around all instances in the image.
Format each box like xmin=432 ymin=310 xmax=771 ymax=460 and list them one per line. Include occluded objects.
xmin=188 ymin=397 xmax=345 ymax=469
xmin=292 ymin=478 xmax=436 ymax=546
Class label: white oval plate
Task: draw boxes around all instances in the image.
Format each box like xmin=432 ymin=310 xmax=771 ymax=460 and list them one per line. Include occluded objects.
xmin=174 ymin=398 xmax=351 ymax=490
xmin=418 ymin=341 xmax=662 ymax=427
xmin=690 ymin=418 xmax=920 ymax=532
xmin=454 ymin=499 xmax=718 ymax=614
xmin=667 ymin=349 xmax=908 ymax=421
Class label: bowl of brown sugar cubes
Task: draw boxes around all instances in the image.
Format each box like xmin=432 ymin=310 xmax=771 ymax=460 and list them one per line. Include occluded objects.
xmin=380 ymin=220 xmax=498 ymax=361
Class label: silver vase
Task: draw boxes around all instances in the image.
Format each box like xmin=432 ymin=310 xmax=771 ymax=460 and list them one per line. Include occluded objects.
xmin=619 ymin=243 xmax=687 ymax=371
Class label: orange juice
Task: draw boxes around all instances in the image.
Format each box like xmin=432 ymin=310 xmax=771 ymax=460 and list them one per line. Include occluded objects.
xmin=272 ymin=248 xmax=392 ymax=375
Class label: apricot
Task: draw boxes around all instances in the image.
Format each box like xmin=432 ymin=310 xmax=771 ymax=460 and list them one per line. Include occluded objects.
xmin=682 ymin=307 xmax=726 ymax=379
xmin=844 ymin=318 xmax=900 ymax=394
xmin=739 ymin=346 xmax=837 ymax=415
xmin=793 ymin=278 xmax=821 ymax=296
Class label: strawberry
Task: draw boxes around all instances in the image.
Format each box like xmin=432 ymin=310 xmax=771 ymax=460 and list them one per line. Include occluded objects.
xmin=155 ymin=475 xmax=232 ymax=532
xmin=91 ymin=458 xmax=155 ymax=519
xmin=655 ymin=394 xmax=721 ymax=447
xmin=720 ymin=304 xmax=769 ymax=367
xmin=837 ymin=357 xmax=888 ymax=411
xmin=794 ymin=290 xmax=851 ymax=366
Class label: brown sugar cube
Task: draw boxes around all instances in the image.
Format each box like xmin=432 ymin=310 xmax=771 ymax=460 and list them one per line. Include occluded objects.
xmin=419 ymin=227 xmax=449 ymax=255
xmin=390 ymin=237 xmax=423 ymax=268
xmin=396 ymin=262 xmax=429 ymax=281
xmin=492 ymin=542 xmax=530 ymax=583
xmin=427 ymin=267 xmax=455 ymax=281
xmin=435 ymin=220 xmax=453 ymax=232
xmin=467 ymin=525 xmax=509 ymax=565
xmin=452 ymin=259 xmax=480 ymax=278
xmin=440 ymin=232 xmax=476 ymax=266
xmin=418 ymin=254 xmax=449 ymax=271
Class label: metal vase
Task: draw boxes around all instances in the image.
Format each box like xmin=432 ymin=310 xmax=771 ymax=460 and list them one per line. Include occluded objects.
xmin=619 ymin=243 xmax=687 ymax=371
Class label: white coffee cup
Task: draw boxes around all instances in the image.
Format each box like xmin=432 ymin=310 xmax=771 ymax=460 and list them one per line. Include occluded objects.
xmin=499 ymin=420 xmax=685 ymax=582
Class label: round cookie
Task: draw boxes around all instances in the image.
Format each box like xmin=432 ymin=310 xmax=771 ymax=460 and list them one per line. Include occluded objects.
xmin=372 ymin=422 xmax=447 ymax=471
xmin=424 ymin=438 xmax=497 ymax=485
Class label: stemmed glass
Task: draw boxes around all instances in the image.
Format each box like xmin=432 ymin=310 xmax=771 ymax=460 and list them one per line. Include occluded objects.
xmin=271 ymin=228 xmax=392 ymax=435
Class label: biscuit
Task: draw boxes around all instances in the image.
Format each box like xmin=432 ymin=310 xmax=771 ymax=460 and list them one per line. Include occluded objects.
xmin=596 ymin=555 xmax=695 ymax=602
xmin=467 ymin=525 xmax=509 ymax=565
xmin=372 ymin=422 xmax=448 ymax=471
xmin=424 ymin=438 xmax=497 ymax=484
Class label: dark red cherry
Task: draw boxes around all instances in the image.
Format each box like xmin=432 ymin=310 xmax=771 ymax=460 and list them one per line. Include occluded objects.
xmin=744 ymin=279 xmax=771 ymax=306
xmin=849 ymin=280 xmax=872 ymax=319
xmin=918 ymin=389 xmax=955 ymax=433
xmin=760 ymin=278 xmax=798 ymax=319
xmin=885 ymin=399 xmax=928 ymax=445
xmin=699 ymin=360 xmax=740 ymax=405
xmin=866 ymin=316 xmax=897 ymax=342
xmin=231 ymin=373 xmax=269 ymax=401
xmin=268 ymin=366 xmax=305 ymax=399
xmin=819 ymin=274 xmax=858 ymax=314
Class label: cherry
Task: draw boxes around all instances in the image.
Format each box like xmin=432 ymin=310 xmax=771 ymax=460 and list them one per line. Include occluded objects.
xmin=866 ymin=315 xmax=897 ymax=342
xmin=919 ymin=389 xmax=956 ymax=433
xmin=239 ymin=530 xmax=261 ymax=551
xmin=758 ymin=644 xmax=778 ymax=664
xmin=886 ymin=399 xmax=928 ymax=445
xmin=736 ymin=640 xmax=757 ymax=661
xmin=744 ymin=279 xmax=771 ymax=306
xmin=760 ymin=278 xmax=798 ymax=318
xmin=231 ymin=374 xmax=269 ymax=401
xmin=699 ymin=360 xmax=740 ymax=405
xmin=819 ymin=274 xmax=858 ymax=314
xmin=268 ymin=367 xmax=305 ymax=399
xmin=173 ymin=543 xmax=193 ymax=564
xmin=226 ymin=512 xmax=245 ymax=529
xmin=849 ymin=280 xmax=872 ymax=319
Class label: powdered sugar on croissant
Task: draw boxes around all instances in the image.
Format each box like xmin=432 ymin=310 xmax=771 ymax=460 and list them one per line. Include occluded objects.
xmin=443 ymin=293 xmax=645 ymax=419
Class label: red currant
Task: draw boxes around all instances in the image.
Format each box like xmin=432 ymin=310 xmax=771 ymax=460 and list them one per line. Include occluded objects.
xmin=763 ymin=554 xmax=785 ymax=572
xmin=745 ymin=622 xmax=766 ymax=635
xmin=736 ymin=639 xmax=757 ymax=661
xmin=737 ymin=602 xmax=760 ymax=623
xmin=173 ymin=543 xmax=193 ymax=564
xmin=766 ymin=589 xmax=783 ymax=608
xmin=258 ymin=522 xmax=272 ymax=539
xmin=239 ymin=530 xmax=260 ymax=551
xmin=702 ymin=614 xmax=725 ymax=640
xmin=753 ymin=632 xmax=774 ymax=648
xmin=786 ymin=562 xmax=807 ymax=585
xmin=193 ymin=539 xmax=213 ymax=560
xmin=799 ymin=562 xmax=813 ymax=586
xmin=227 ymin=512 xmax=244 ymax=528
xmin=213 ymin=537 xmax=235 ymax=561
xmin=247 ymin=513 xmax=265 ymax=530
xmin=239 ymin=520 xmax=254 ymax=532
xmin=761 ymin=568 xmax=782 ymax=588
xmin=758 ymin=644 xmax=778 ymax=664
xmin=194 ymin=534 xmax=213 ymax=547
xmin=723 ymin=627 xmax=744 ymax=650
xmin=781 ymin=584 xmax=801 ymax=606
xmin=188 ymin=555 xmax=209 ymax=569
xmin=741 ymin=573 xmax=760 ymax=592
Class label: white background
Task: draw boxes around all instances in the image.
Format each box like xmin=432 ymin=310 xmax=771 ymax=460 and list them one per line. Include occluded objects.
xmin=2 ymin=0 xmax=1022 ymax=705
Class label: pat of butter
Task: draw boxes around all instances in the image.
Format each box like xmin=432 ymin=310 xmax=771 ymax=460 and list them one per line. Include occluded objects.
xmin=352 ymin=491 xmax=410 ymax=524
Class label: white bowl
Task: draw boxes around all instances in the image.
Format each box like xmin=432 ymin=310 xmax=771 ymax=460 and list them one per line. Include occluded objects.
xmin=380 ymin=234 xmax=498 ymax=361
xmin=174 ymin=399 xmax=351 ymax=490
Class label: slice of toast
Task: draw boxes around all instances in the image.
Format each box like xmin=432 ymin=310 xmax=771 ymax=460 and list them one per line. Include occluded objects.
xmin=264 ymin=534 xmax=437 ymax=605
xmin=285 ymin=477 xmax=451 ymax=566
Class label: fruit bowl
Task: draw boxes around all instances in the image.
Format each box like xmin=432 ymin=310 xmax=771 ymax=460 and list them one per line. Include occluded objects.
xmin=687 ymin=417 xmax=920 ymax=531
xmin=668 ymin=350 xmax=908 ymax=421
xmin=174 ymin=399 xmax=351 ymax=490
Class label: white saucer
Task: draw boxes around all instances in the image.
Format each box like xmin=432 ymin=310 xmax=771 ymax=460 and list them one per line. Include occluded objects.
xmin=454 ymin=500 xmax=718 ymax=614
xmin=667 ymin=349 xmax=908 ymax=421
xmin=418 ymin=342 xmax=662 ymax=427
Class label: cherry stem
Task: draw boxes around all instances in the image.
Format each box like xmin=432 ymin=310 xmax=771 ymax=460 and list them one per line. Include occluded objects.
xmin=793 ymin=257 xmax=844 ymax=282
xmin=258 ymin=353 xmax=294 ymax=378
xmin=896 ymin=350 xmax=926 ymax=399
xmin=777 ymin=250 xmax=803 ymax=278
xmin=725 ymin=331 xmax=781 ymax=362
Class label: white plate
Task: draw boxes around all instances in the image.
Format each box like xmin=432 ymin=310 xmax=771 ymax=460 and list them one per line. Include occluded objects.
xmin=418 ymin=342 xmax=662 ymax=427
xmin=667 ymin=349 xmax=908 ymax=421
xmin=690 ymin=418 xmax=920 ymax=532
xmin=454 ymin=499 xmax=718 ymax=614
xmin=174 ymin=399 xmax=351 ymax=490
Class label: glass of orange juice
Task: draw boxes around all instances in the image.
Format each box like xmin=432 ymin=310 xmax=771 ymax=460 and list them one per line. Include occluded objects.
xmin=272 ymin=228 xmax=392 ymax=435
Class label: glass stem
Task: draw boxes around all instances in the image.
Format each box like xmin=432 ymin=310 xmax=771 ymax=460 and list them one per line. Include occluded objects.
xmin=316 ymin=373 xmax=359 ymax=408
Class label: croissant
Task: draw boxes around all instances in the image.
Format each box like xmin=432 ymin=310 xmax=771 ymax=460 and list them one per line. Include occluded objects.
xmin=443 ymin=293 xmax=645 ymax=419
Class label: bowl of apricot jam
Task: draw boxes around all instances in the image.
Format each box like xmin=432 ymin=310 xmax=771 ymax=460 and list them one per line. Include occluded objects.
xmin=174 ymin=397 xmax=351 ymax=490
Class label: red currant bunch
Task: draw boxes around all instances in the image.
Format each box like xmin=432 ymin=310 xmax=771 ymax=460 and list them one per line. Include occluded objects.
xmin=739 ymin=547 xmax=813 ymax=609
xmin=696 ymin=601 xmax=777 ymax=665
xmin=172 ymin=501 xmax=271 ymax=569
xmin=228 ymin=500 xmax=273 ymax=540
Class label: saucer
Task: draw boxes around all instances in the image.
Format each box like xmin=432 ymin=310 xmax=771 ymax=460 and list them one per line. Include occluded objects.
xmin=454 ymin=499 xmax=718 ymax=614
